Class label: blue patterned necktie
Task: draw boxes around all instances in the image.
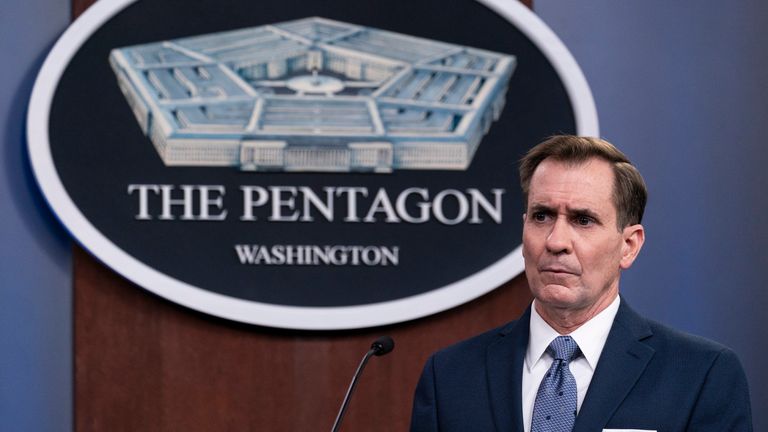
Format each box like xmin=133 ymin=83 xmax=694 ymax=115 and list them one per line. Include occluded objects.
xmin=531 ymin=336 xmax=580 ymax=432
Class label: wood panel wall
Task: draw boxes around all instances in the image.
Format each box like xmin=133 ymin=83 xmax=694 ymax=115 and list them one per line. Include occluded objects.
xmin=71 ymin=1 xmax=533 ymax=430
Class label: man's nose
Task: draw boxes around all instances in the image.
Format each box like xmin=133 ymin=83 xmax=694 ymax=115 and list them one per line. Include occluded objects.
xmin=546 ymin=217 xmax=572 ymax=254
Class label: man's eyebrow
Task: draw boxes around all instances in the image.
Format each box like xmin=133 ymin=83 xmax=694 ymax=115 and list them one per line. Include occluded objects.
xmin=567 ymin=207 xmax=601 ymax=220
xmin=527 ymin=203 xmax=555 ymax=213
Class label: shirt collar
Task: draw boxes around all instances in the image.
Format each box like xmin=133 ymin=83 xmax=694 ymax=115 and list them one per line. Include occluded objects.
xmin=526 ymin=295 xmax=620 ymax=371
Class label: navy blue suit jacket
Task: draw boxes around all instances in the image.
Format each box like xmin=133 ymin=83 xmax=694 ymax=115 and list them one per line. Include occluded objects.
xmin=410 ymin=300 xmax=752 ymax=431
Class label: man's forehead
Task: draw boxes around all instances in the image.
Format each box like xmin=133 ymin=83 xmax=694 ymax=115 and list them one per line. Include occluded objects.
xmin=526 ymin=158 xmax=616 ymax=211
xmin=530 ymin=157 xmax=614 ymax=186
xmin=536 ymin=156 xmax=612 ymax=175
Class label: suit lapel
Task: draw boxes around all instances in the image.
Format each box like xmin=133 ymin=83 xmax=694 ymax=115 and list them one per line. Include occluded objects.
xmin=572 ymin=300 xmax=655 ymax=432
xmin=486 ymin=307 xmax=530 ymax=432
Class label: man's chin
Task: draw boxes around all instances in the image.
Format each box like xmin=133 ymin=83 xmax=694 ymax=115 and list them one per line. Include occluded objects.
xmin=532 ymin=285 xmax=582 ymax=309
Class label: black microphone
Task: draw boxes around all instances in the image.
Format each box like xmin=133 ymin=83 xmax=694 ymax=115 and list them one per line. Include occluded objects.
xmin=331 ymin=336 xmax=395 ymax=432
xmin=370 ymin=335 xmax=395 ymax=356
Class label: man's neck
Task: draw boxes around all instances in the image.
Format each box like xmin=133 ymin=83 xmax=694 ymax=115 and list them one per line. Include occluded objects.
xmin=534 ymin=291 xmax=619 ymax=335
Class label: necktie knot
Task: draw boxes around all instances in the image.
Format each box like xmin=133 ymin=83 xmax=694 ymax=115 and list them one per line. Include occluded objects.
xmin=547 ymin=336 xmax=580 ymax=362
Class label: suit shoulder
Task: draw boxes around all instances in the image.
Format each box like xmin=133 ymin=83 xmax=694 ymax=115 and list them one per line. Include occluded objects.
xmin=641 ymin=321 xmax=752 ymax=429
xmin=641 ymin=318 xmax=743 ymax=371
xmin=617 ymin=301 xmax=739 ymax=360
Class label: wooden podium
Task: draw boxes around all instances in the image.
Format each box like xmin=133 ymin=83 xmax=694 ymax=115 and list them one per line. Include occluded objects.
xmin=72 ymin=1 xmax=533 ymax=430
xmin=74 ymin=247 xmax=530 ymax=431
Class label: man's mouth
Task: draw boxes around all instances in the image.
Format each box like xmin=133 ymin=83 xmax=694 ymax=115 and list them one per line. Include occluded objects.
xmin=540 ymin=265 xmax=578 ymax=275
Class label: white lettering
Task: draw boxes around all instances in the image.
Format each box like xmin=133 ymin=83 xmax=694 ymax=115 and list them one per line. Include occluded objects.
xmin=469 ymin=188 xmax=504 ymax=224
xmin=269 ymin=186 xmax=300 ymax=222
xmin=361 ymin=246 xmax=381 ymax=265
xmin=271 ymin=244 xmax=286 ymax=265
xmin=197 ymin=185 xmax=227 ymax=221
xmin=127 ymin=184 xmax=159 ymax=220
xmin=159 ymin=185 xmax=195 ymax=220
xmin=132 ymin=184 xmax=506 ymax=225
xmin=234 ymin=244 xmax=258 ymax=264
xmin=381 ymin=246 xmax=399 ymax=265
xmin=433 ymin=189 xmax=469 ymax=225
xmin=240 ymin=186 xmax=269 ymax=221
xmin=300 ymin=187 xmax=334 ymax=222
xmin=395 ymin=188 xmax=431 ymax=223
xmin=234 ymin=244 xmax=400 ymax=266
xmin=336 ymin=187 xmax=368 ymax=222
xmin=254 ymin=246 xmax=272 ymax=264
xmin=363 ymin=188 xmax=400 ymax=223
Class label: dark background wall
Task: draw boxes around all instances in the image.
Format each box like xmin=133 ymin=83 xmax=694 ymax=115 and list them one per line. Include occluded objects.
xmin=1 ymin=0 xmax=765 ymax=430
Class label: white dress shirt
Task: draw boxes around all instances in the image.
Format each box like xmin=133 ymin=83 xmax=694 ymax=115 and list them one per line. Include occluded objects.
xmin=521 ymin=296 xmax=620 ymax=432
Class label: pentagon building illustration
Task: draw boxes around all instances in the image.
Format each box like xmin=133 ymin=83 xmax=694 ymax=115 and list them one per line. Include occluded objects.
xmin=109 ymin=17 xmax=516 ymax=172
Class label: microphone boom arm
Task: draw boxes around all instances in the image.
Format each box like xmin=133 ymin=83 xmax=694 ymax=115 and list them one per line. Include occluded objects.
xmin=330 ymin=347 xmax=376 ymax=432
xmin=330 ymin=336 xmax=394 ymax=432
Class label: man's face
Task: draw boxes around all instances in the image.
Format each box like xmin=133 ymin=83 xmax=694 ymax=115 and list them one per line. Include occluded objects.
xmin=522 ymin=157 xmax=643 ymax=315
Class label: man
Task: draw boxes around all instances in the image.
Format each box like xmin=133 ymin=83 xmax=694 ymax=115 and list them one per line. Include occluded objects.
xmin=410 ymin=136 xmax=752 ymax=431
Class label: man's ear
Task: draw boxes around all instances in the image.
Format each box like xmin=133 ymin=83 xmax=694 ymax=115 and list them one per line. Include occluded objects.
xmin=522 ymin=213 xmax=526 ymax=222
xmin=620 ymin=224 xmax=645 ymax=269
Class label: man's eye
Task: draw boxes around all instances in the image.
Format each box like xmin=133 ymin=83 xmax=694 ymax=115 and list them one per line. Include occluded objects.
xmin=532 ymin=212 xmax=548 ymax=222
xmin=575 ymin=215 xmax=593 ymax=226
